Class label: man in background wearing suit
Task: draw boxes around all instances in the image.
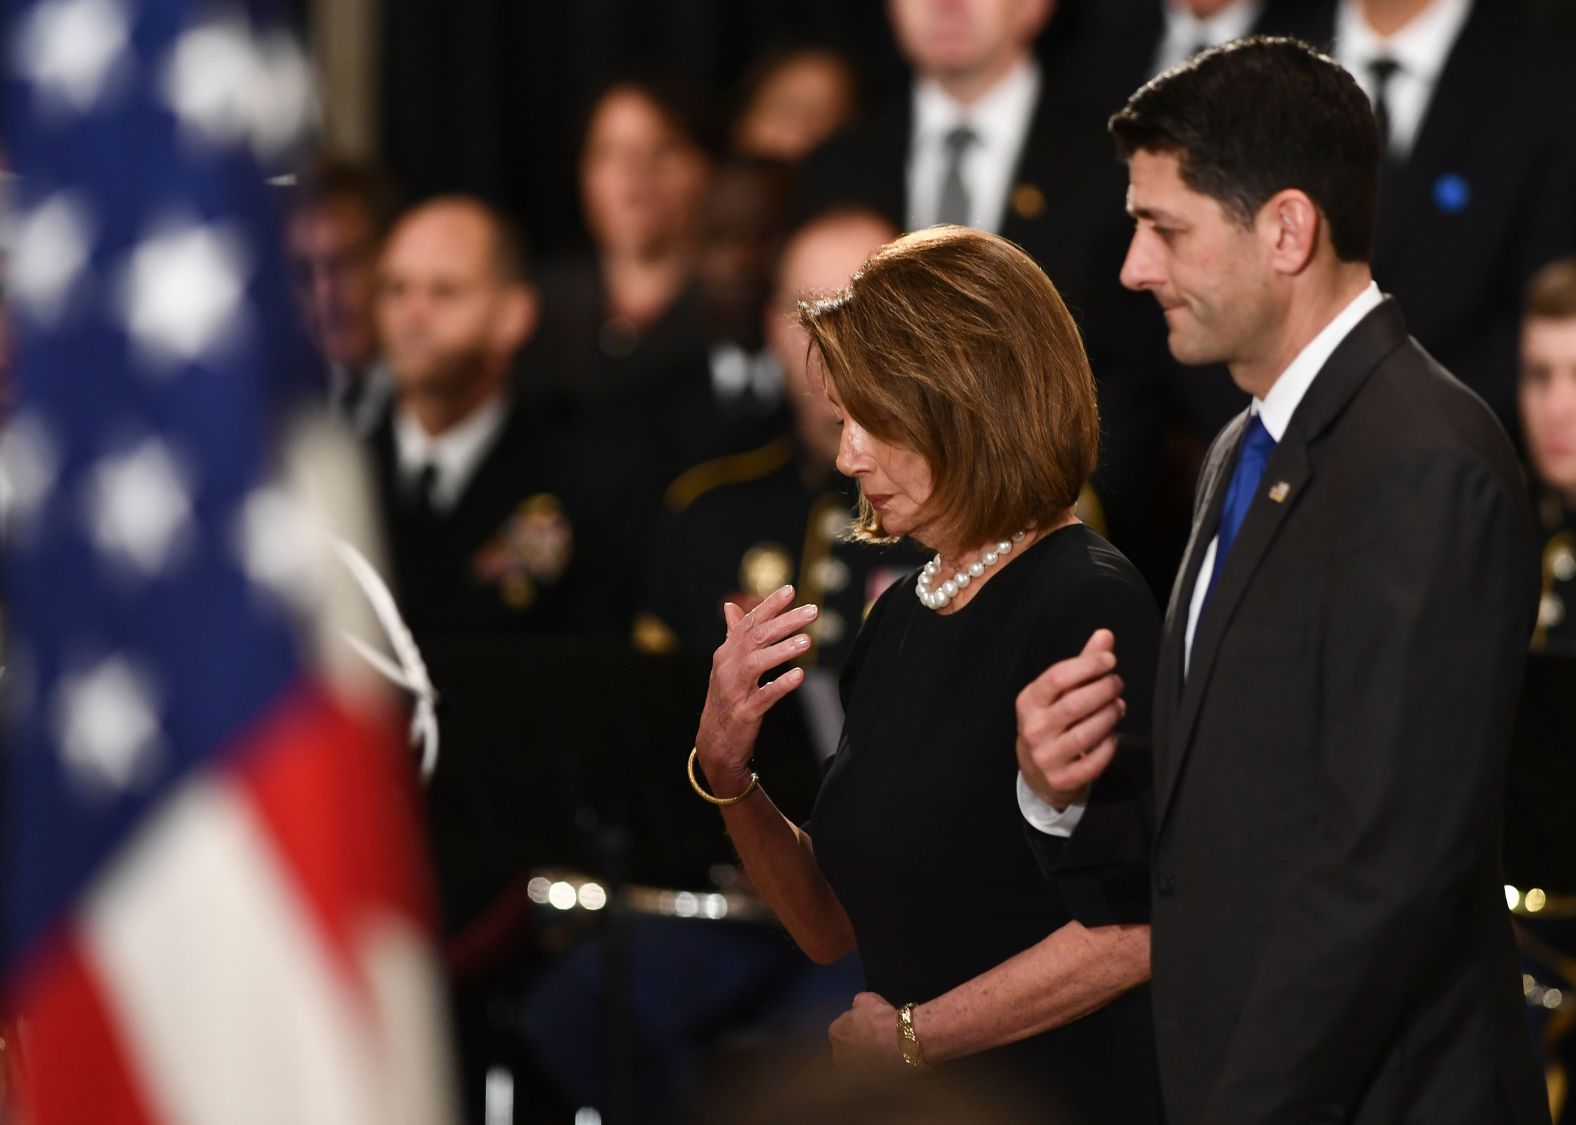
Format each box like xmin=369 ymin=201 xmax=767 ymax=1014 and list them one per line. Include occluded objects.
xmin=1330 ymin=0 xmax=1576 ymax=436
xmin=286 ymin=159 xmax=399 ymax=436
xmin=797 ymin=0 xmax=1186 ymax=594
xmin=1059 ymin=0 xmax=1336 ymax=119
xmin=1015 ymin=38 xmax=1550 ymax=1124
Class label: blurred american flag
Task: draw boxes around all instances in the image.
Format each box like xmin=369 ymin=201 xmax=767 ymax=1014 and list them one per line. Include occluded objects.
xmin=0 ymin=1 xmax=456 ymax=1121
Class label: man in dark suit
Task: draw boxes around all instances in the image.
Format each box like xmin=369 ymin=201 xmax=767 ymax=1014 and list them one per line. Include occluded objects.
xmin=796 ymin=0 xmax=1188 ymax=593
xmin=1056 ymin=0 xmax=1336 ymax=119
xmin=1329 ymin=0 xmax=1576 ymax=436
xmin=1014 ymin=38 xmax=1550 ymax=1123
xmin=286 ymin=159 xmax=399 ymax=436
xmin=1056 ymin=0 xmax=1339 ymax=431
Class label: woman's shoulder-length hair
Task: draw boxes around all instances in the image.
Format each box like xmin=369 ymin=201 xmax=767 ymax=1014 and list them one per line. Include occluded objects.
xmin=798 ymin=225 xmax=1099 ymax=549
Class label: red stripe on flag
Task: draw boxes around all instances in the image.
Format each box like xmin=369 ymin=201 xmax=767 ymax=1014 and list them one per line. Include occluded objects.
xmin=226 ymin=684 xmax=439 ymax=997
xmin=8 ymin=933 xmax=159 ymax=1125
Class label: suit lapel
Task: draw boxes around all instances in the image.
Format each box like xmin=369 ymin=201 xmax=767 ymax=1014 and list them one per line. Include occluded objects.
xmin=998 ymin=85 xmax=1062 ymax=250
xmin=1158 ymin=439 xmax=1314 ymax=825
xmin=1152 ymin=413 xmax=1245 ymax=813
xmin=1373 ymin=4 xmax=1492 ymax=267
xmin=997 ymin=78 xmax=1117 ymax=298
xmin=1153 ymin=299 xmax=1413 ymax=836
xmin=875 ymin=101 xmax=911 ymax=232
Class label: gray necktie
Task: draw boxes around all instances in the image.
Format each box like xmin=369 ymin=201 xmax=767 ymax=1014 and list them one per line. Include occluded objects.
xmin=937 ymin=124 xmax=977 ymax=226
xmin=1368 ymin=57 xmax=1402 ymax=156
xmin=409 ymin=461 xmax=440 ymax=518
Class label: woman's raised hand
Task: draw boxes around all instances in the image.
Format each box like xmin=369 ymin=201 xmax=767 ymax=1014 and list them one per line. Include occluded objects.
xmin=694 ymin=584 xmax=818 ymax=797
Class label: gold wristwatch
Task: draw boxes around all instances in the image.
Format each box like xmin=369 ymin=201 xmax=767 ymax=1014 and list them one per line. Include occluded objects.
xmin=897 ymin=1002 xmax=930 ymax=1071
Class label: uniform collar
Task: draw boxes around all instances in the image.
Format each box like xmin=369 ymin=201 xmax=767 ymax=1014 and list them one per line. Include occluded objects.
xmin=393 ymin=392 xmax=510 ymax=512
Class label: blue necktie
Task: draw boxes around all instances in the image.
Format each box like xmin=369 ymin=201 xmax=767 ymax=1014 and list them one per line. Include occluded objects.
xmin=1207 ymin=414 xmax=1277 ymax=597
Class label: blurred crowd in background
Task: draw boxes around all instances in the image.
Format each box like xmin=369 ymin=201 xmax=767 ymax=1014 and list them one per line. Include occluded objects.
xmin=67 ymin=0 xmax=1576 ymax=1120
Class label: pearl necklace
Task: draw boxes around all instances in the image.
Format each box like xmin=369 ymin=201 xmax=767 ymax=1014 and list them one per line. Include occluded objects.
xmin=916 ymin=530 xmax=1028 ymax=611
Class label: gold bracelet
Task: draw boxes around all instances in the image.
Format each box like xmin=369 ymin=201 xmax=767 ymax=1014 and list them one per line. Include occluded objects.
xmin=687 ymin=747 xmax=758 ymax=807
xmin=897 ymin=1002 xmax=930 ymax=1071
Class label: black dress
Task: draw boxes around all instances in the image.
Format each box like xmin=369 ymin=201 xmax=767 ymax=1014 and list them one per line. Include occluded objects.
xmin=808 ymin=523 xmax=1163 ymax=1121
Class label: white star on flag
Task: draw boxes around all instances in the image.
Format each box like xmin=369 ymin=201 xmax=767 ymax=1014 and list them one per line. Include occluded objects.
xmin=53 ymin=655 xmax=165 ymax=797
xmin=117 ymin=221 xmax=248 ymax=369
xmin=0 ymin=411 xmax=63 ymax=543
xmin=15 ymin=0 xmax=133 ymax=117
xmin=163 ymin=18 xmax=314 ymax=159
xmin=84 ymin=437 xmax=196 ymax=579
xmin=8 ymin=192 xmax=95 ymax=326
xmin=234 ymin=484 xmax=323 ymax=613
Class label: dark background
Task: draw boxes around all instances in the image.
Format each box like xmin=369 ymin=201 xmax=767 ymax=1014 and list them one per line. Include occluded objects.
xmin=375 ymin=0 xmax=1576 ymax=263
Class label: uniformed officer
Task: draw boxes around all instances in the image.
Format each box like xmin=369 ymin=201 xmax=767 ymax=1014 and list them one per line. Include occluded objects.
xmin=1512 ymin=256 xmax=1576 ymax=1124
xmin=368 ymin=195 xmax=608 ymax=645
xmin=1521 ymin=257 xmax=1576 ymax=656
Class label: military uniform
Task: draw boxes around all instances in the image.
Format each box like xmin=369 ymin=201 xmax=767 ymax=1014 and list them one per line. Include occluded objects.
xmin=634 ymin=437 xmax=928 ymax=670
xmin=1532 ymin=487 xmax=1576 ymax=655
xmin=1512 ymin=486 xmax=1576 ymax=1124
xmin=367 ymin=398 xmax=617 ymax=645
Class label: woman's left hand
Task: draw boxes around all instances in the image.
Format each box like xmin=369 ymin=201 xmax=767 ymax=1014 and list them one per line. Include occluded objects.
xmin=828 ymin=992 xmax=910 ymax=1075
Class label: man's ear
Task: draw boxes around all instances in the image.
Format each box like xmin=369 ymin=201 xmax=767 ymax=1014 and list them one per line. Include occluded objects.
xmin=1258 ymin=189 xmax=1321 ymax=276
xmin=495 ymin=282 xmax=538 ymax=354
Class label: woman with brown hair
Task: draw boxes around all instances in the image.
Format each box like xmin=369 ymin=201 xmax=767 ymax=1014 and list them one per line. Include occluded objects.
xmin=690 ymin=226 xmax=1162 ymax=1119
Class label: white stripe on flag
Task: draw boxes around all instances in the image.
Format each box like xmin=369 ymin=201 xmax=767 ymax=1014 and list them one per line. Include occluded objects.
xmin=80 ymin=771 xmax=452 ymax=1125
xmin=360 ymin=918 xmax=460 ymax=1125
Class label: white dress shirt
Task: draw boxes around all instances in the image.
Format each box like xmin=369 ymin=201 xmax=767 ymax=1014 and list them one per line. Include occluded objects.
xmin=906 ymin=59 xmax=1040 ymax=234
xmin=1335 ymin=0 xmax=1473 ymax=160
xmin=1181 ymin=281 xmax=1384 ymax=671
xmin=1150 ymin=0 xmax=1264 ymax=77
xmin=1021 ymin=282 xmax=1385 ymax=837
xmin=393 ymin=393 xmax=509 ymax=515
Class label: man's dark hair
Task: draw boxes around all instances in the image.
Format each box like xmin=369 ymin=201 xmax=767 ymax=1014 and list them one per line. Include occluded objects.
xmin=1110 ymin=36 xmax=1379 ymax=263
xmin=294 ymin=157 xmax=401 ymax=238
xmin=576 ymin=71 xmax=724 ymax=161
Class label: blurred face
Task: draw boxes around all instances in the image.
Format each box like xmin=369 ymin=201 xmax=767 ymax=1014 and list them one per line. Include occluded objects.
xmin=698 ymin=165 xmax=787 ymax=341
xmin=826 ymin=371 xmax=937 ymax=544
xmin=581 ymin=88 xmax=710 ymax=261
xmin=375 ymin=203 xmax=530 ymax=401
xmin=1173 ymin=0 xmax=1239 ymax=17
xmin=767 ymin=217 xmax=896 ymax=468
xmin=887 ymin=0 xmax=1048 ymax=84
xmin=734 ymin=53 xmax=856 ymax=161
xmin=1120 ymin=148 xmax=1273 ymax=368
xmin=287 ymin=197 xmax=380 ymax=369
xmin=1521 ymin=314 xmax=1576 ymax=502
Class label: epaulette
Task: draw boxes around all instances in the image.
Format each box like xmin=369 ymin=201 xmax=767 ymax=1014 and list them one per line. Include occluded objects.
xmin=662 ymin=436 xmax=795 ymax=513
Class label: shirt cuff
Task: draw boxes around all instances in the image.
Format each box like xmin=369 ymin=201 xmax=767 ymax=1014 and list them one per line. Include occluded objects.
xmin=1017 ymin=771 xmax=1088 ymax=837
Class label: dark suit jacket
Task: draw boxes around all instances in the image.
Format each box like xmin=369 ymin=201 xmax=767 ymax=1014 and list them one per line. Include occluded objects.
xmin=1149 ymin=298 xmax=1550 ymax=1124
xmin=1370 ymin=4 xmax=1576 ymax=435
xmin=1053 ymin=0 xmax=1338 ymax=122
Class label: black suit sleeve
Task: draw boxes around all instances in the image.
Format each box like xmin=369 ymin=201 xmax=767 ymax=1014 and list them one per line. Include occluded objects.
xmin=1201 ymin=447 xmax=1536 ymax=1122
xmin=1023 ymin=560 xmax=1162 ymax=927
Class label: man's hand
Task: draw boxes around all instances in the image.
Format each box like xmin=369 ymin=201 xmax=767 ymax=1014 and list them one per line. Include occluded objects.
xmin=1016 ymin=629 xmax=1127 ymax=810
